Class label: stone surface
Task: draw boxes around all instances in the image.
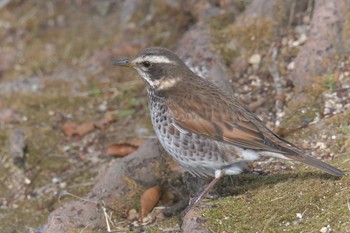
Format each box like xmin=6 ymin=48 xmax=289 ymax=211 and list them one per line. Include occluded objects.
xmin=291 ymin=0 xmax=350 ymax=91
xmin=43 ymin=140 xmax=168 ymax=232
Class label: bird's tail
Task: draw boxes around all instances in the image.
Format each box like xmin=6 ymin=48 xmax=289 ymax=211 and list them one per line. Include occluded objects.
xmin=284 ymin=154 xmax=344 ymax=177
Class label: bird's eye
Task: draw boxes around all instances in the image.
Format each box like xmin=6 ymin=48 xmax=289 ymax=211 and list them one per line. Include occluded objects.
xmin=142 ymin=61 xmax=151 ymax=68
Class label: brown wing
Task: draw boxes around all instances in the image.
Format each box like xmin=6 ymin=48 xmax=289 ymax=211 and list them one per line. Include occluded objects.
xmin=167 ymin=92 xmax=297 ymax=155
xmin=165 ymin=76 xmax=344 ymax=177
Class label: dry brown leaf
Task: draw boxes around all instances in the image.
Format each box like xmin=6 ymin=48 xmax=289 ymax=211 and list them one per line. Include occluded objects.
xmin=75 ymin=122 xmax=95 ymax=136
xmin=106 ymin=140 xmax=145 ymax=157
xmin=62 ymin=122 xmax=78 ymax=137
xmin=106 ymin=143 xmax=136 ymax=157
xmin=140 ymin=185 xmax=161 ymax=219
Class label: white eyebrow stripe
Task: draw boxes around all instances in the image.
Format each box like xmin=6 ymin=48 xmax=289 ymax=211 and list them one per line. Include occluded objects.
xmin=134 ymin=55 xmax=176 ymax=64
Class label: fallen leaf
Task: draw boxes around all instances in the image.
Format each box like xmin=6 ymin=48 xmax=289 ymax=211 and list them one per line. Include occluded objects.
xmin=75 ymin=121 xmax=95 ymax=136
xmin=140 ymin=185 xmax=161 ymax=219
xmin=62 ymin=122 xmax=78 ymax=137
xmin=106 ymin=140 xmax=145 ymax=157
xmin=106 ymin=143 xmax=136 ymax=156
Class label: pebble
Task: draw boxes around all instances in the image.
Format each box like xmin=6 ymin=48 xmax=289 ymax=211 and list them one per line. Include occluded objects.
xmin=248 ymin=54 xmax=261 ymax=65
xmin=98 ymin=101 xmax=108 ymax=112
xmin=59 ymin=182 xmax=66 ymax=189
xmin=24 ymin=177 xmax=31 ymax=185
xmin=52 ymin=177 xmax=61 ymax=184
xmin=298 ymin=34 xmax=308 ymax=45
xmin=287 ymin=61 xmax=295 ymax=70
xmin=291 ymin=40 xmax=300 ymax=47
xmin=320 ymin=225 xmax=332 ymax=233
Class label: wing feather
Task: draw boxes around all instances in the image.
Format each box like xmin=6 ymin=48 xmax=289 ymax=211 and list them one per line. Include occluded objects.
xmin=167 ymin=94 xmax=296 ymax=154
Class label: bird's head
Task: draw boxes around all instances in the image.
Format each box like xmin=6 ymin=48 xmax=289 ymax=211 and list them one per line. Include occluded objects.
xmin=114 ymin=47 xmax=189 ymax=91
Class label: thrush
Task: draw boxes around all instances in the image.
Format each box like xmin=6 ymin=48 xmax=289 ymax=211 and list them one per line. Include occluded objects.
xmin=113 ymin=47 xmax=344 ymax=207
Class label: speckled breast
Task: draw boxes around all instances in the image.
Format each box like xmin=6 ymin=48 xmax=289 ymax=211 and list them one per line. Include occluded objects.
xmin=148 ymin=94 xmax=240 ymax=177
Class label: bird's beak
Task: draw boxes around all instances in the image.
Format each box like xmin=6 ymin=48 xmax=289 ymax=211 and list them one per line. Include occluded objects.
xmin=113 ymin=58 xmax=136 ymax=68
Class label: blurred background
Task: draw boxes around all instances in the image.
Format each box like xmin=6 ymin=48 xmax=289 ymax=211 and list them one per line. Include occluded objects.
xmin=0 ymin=0 xmax=349 ymax=232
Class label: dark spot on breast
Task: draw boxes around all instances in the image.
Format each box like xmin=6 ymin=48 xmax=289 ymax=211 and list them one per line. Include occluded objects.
xmin=168 ymin=126 xmax=175 ymax=135
xmin=182 ymin=138 xmax=189 ymax=146
xmin=208 ymin=151 xmax=212 ymax=159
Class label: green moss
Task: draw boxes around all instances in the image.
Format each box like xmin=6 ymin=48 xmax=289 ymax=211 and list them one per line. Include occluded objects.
xmin=279 ymin=75 xmax=331 ymax=132
xmin=126 ymin=0 xmax=193 ymax=48
xmin=200 ymin=109 xmax=350 ymax=232
xmin=203 ymin=170 xmax=350 ymax=232
xmin=209 ymin=15 xmax=276 ymax=68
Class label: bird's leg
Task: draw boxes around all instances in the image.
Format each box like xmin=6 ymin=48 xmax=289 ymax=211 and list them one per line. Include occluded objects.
xmin=185 ymin=170 xmax=224 ymax=212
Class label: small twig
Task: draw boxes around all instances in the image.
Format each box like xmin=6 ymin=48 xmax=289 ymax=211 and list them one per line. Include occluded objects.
xmin=102 ymin=206 xmax=112 ymax=232
xmin=262 ymin=212 xmax=277 ymax=233
xmin=347 ymin=198 xmax=350 ymax=213
xmin=58 ymin=192 xmax=126 ymax=232
xmin=271 ymin=196 xmax=285 ymax=202
xmin=58 ymin=190 xmax=99 ymax=205
xmin=79 ymin=224 xmax=91 ymax=233
xmin=66 ymin=182 xmax=95 ymax=189
xmin=300 ymin=208 xmax=308 ymax=219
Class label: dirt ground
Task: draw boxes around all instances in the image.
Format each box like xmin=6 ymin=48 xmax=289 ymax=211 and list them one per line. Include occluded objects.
xmin=0 ymin=1 xmax=349 ymax=232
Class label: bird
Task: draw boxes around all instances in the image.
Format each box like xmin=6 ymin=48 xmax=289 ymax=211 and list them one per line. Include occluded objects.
xmin=113 ymin=47 xmax=344 ymax=208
